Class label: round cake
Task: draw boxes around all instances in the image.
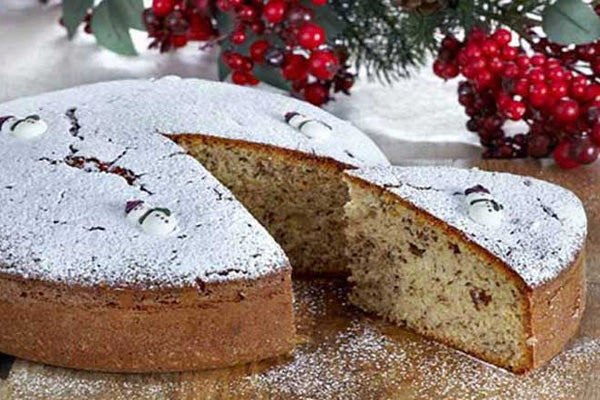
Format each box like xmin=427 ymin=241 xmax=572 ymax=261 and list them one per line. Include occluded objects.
xmin=0 ymin=78 xmax=587 ymax=375
xmin=0 ymin=78 xmax=389 ymax=372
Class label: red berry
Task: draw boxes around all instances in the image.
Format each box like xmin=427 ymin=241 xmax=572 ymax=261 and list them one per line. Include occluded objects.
xmin=287 ymin=5 xmax=314 ymax=27
xmin=553 ymin=141 xmax=580 ymax=169
xmin=497 ymin=92 xmax=512 ymax=111
xmin=170 ymin=34 xmax=188 ymax=48
xmin=587 ymin=84 xmax=600 ymax=101
xmin=308 ymin=50 xmax=339 ymax=80
xmin=224 ymin=52 xmax=253 ymax=72
xmin=304 ymin=83 xmax=329 ymax=106
xmin=529 ymin=82 xmax=548 ymax=108
xmin=311 ymin=0 xmax=328 ymax=5
xmin=575 ymin=44 xmax=597 ymax=61
xmin=297 ymin=23 xmax=326 ymax=50
xmin=528 ymin=134 xmax=551 ymax=158
xmin=457 ymin=51 xmax=469 ymax=66
xmin=492 ymin=29 xmax=512 ymax=46
xmin=250 ymin=19 xmax=265 ymax=34
xmin=505 ymin=100 xmax=526 ymax=120
xmin=239 ymin=5 xmax=258 ymax=21
xmin=250 ymin=39 xmax=270 ymax=62
xmin=571 ymin=84 xmax=588 ymax=100
xmin=152 ymin=0 xmax=175 ymax=17
xmin=247 ymin=74 xmax=260 ymax=86
xmin=469 ymin=56 xmax=487 ymax=71
xmin=502 ymin=62 xmax=520 ymax=79
xmin=488 ymin=57 xmax=504 ymax=73
xmin=231 ymin=30 xmax=247 ymax=44
xmin=547 ymin=67 xmax=569 ymax=82
xmin=528 ymin=68 xmax=545 ymax=83
xmin=573 ymin=75 xmax=589 ymax=87
xmin=443 ymin=63 xmax=459 ymax=79
xmin=282 ymin=54 xmax=309 ymax=81
xmin=442 ymin=35 xmax=461 ymax=51
xmin=232 ymin=71 xmax=249 ymax=85
xmin=513 ymin=78 xmax=529 ymax=97
xmin=334 ymin=72 xmax=355 ymax=93
xmin=216 ymin=0 xmax=230 ymax=11
xmin=464 ymin=44 xmax=483 ymax=59
xmin=482 ymin=40 xmax=500 ymax=57
xmin=462 ymin=64 xmax=477 ymax=79
xmin=515 ymin=54 xmax=530 ymax=70
xmin=263 ymin=0 xmax=287 ymax=23
xmin=530 ymin=53 xmax=546 ymax=67
xmin=554 ymin=98 xmax=580 ymax=123
xmin=501 ymin=46 xmax=518 ymax=61
xmin=433 ymin=59 xmax=447 ymax=77
xmin=549 ymin=81 xmax=569 ymax=100
xmin=572 ymin=137 xmax=599 ymax=164
xmin=474 ymin=69 xmax=493 ymax=89
xmin=188 ymin=14 xmax=215 ymax=41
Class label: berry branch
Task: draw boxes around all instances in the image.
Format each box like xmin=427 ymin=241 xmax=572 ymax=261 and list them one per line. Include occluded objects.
xmin=434 ymin=20 xmax=600 ymax=169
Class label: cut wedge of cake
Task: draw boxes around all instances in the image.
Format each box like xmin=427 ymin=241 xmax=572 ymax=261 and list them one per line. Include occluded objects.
xmin=343 ymin=166 xmax=587 ymax=373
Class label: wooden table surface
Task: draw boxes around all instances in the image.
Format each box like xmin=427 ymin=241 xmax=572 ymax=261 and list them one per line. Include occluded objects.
xmin=0 ymin=159 xmax=599 ymax=400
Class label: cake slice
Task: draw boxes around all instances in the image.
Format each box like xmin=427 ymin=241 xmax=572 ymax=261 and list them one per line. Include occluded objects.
xmin=343 ymin=166 xmax=587 ymax=373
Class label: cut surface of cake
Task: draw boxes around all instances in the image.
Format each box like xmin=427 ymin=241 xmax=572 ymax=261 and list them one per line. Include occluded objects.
xmin=0 ymin=78 xmax=388 ymax=372
xmin=343 ymin=166 xmax=587 ymax=373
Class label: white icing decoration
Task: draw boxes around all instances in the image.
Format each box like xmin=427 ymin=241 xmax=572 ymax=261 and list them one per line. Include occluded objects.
xmin=1 ymin=114 xmax=48 ymax=140
xmin=464 ymin=186 xmax=504 ymax=228
xmin=285 ymin=112 xmax=332 ymax=141
xmin=140 ymin=208 xmax=178 ymax=236
xmin=467 ymin=199 xmax=503 ymax=228
xmin=125 ymin=200 xmax=178 ymax=236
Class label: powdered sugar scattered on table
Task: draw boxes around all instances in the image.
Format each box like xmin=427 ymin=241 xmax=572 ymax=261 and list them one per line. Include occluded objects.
xmin=347 ymin=166 xmax=587 ymax=287
xmin=0 ymin=78 xmax=388 ymax=288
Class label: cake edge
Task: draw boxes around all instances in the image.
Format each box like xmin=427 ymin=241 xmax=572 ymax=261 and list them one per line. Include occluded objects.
xmin=0 ymin=267 xmax=295 ymax=373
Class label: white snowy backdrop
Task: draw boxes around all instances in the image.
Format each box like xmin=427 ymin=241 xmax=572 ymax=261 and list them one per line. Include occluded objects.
xmin=0 ymin=1 xmax=481 ymax=162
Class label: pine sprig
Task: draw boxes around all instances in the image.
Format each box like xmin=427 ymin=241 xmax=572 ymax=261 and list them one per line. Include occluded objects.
xmin=329 ymin=0 xmax=551 ymax=81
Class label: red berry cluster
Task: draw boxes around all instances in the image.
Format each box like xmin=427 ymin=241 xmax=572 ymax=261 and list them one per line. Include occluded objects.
xmin=434 ymin=27 xmax=600 ymax=169
xmin=141 ymin=0 xmax=352 ymax=106
xmin=216 ymin=0 xmax=353 ymax=105
xmin=144 ymin=0 xmax=217 ymax=52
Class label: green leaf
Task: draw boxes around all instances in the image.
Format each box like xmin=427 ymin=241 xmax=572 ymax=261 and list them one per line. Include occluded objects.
xmin=62 ymin=0 xmax=94 ymax=39
xmin=218 ymin=47 xmax=231 ymax=82
xmin=216 ymin=11 xmax=235 ymax=37
xmin=90 ymin=0 xmax=138 ymax=56
xmin=312 ymin=3 xmax=346 ymax=40
xmin=112 ymin=0 xmax=146 ymax=31
xmin=542 ymin=0 xmax=600 ymax=45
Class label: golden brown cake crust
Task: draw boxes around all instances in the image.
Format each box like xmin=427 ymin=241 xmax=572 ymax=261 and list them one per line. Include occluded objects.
xmin=529 ymin=249 xmax=586 ymax=370
xmin=344 ymin=174 xmax=586 ymax=373
xmin=0 ymin=268 xmax=295 ymax=373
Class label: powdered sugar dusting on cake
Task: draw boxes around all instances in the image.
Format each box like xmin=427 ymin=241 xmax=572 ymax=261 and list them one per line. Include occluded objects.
xmin=0 ymin=78 xmax=388 ymax=288
xmin=346 ymin=166 xmax=587 ymax=287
